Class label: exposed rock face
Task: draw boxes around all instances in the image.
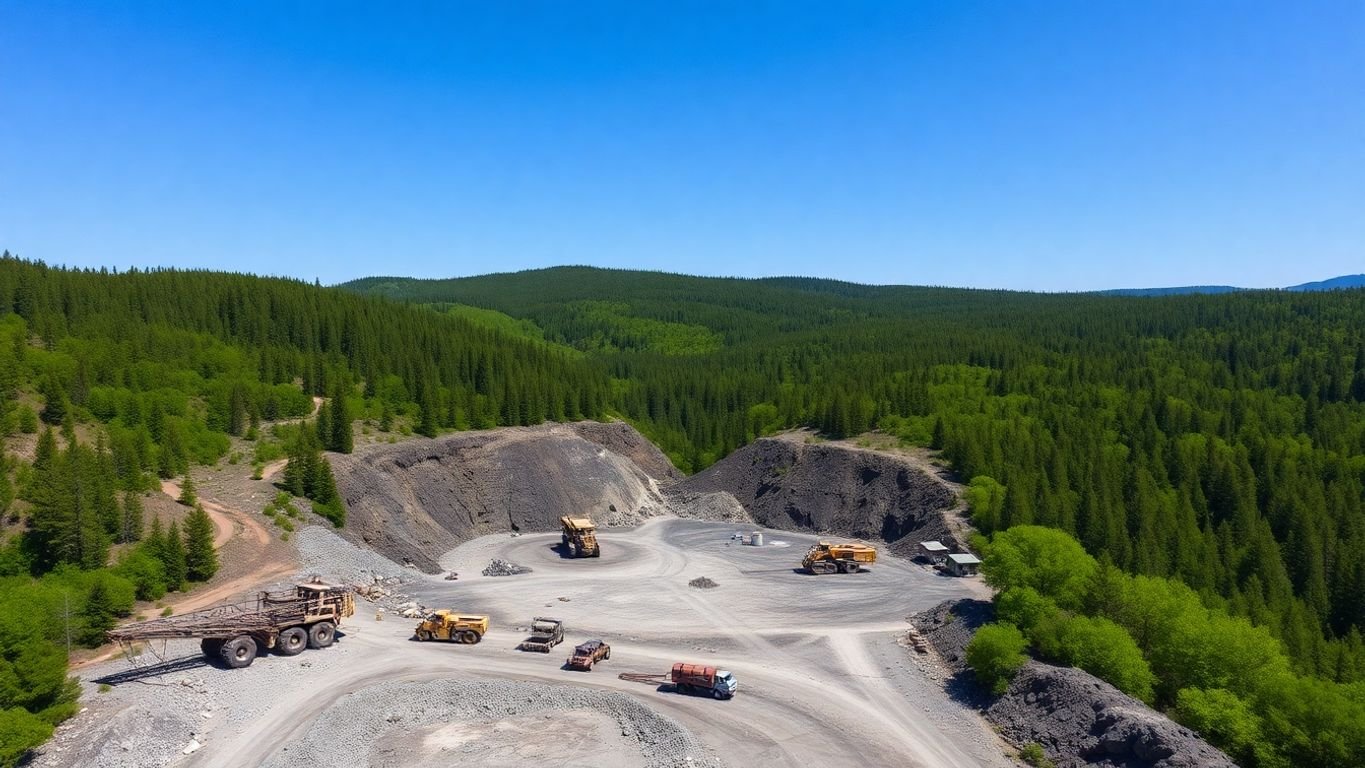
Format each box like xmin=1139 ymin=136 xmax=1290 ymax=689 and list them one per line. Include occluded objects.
xmin=566 ymin=421 xmax=684 ymax=482
xmin=913 ymin=600 xmax=1237 ymax=768
xmin=988 ymin=664 xmax=1237 ymax=768
xmin=679 ymin=435 xmax=961 ymax=551
xmin=330 ymin=422 xmax=674 ymax=571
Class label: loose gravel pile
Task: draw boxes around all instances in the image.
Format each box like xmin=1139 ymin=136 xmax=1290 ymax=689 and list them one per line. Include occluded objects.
xmin=688 ymin=576 xmax=719 ymax=589
xmin=482 ymin=558 xmax=532 ymax=577
xmin=260 ymin=678 xmax=725 ymax=768
xmin=296 ymin=525 xmax=413 ymax=586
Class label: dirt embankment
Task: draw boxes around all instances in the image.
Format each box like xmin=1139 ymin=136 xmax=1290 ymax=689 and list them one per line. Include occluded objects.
xmin=330 ymin=422 xmax=680 ymax=572
xmin=913 ymin=601 xmax=1236 ymax=768
xmin=679 ymin=433 xmax=962 ymax=552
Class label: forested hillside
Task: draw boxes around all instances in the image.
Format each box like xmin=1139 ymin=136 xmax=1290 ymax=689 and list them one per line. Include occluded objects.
xmin=349 ymin=266 xmax=1365 ymax=763
xmin=0 ymin=255 xmax=611 ymax=761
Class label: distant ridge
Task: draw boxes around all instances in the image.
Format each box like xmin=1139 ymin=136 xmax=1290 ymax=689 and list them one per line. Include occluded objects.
xmin=1096 ymin=274 xmax=1365 ymax=296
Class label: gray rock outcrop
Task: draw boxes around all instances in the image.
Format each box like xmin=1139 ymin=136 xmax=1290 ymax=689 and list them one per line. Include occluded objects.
xmin=679 ymin=434 xmax=961 ymax=551
xmin=331 ymin=422 xmax=674 ymax=571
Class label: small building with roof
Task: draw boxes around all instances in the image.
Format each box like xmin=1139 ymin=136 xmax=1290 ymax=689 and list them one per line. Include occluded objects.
xmin=946 ymin=552 xmax=982 ymax=577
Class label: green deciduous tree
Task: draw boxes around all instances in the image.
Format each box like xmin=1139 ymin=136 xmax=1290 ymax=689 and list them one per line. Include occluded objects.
xmin=966 ymin=622 xmax=1029 ymax=694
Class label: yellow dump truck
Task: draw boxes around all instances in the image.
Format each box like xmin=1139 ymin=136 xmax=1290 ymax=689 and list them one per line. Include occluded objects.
xmin=560 ymin=516 xmax=600 ymax=558
xmin=802 ymin=541 xmax=877 ymax=574
xmin=414 ymin=610 xmax=488 ymax=644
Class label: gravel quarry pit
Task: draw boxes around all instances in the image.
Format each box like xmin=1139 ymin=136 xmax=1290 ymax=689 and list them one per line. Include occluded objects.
xmin=55 ymin=519 xmax=1010 ymax=768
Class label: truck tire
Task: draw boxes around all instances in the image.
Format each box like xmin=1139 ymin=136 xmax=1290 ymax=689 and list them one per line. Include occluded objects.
xmin=220 ymin=636 xmax=258 ymax=669
xmin=277 ymin=626 xmax=308 ymax=656
xmin=713 ymin=687 xmax=725 ymax=700
xmin=464 ymin=630 xmax=482 ymax=645
xmin=308 ymin=621 xmax=336 ymax=649
xmin=416 ymin=630 xmax=431 ymax=641
xmin=201 ymin=638 xmax=224 ymax=658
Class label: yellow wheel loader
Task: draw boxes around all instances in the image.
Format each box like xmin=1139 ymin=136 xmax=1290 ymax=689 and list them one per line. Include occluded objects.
xmin=414 ymin=610 xmax=489 ymax=644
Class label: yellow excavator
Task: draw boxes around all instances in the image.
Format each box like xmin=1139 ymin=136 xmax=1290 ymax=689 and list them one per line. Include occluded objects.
xmin=802 ymin=541 xmax=877 ymax=574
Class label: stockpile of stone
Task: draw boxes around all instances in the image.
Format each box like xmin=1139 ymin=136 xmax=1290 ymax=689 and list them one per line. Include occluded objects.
xmin=688 ymin=576 xmax=719 ymax=589
xmin=482 ymin=559 xmax=532 ymax=577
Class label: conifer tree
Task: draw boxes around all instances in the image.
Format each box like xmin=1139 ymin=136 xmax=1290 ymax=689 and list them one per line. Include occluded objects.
xmin=329 ymin=382 xmax=353 ymax=454
xmin=39 ymin=374 xmax=67 ymax=425
xmin=177 ymin=474 xmax=197 ymax=506
xmin=163 ymin=520 xmax=187 ymax=589
xmin=119 ymin=491 xmax=143 ymax=544
xmin=79 ymin=578 xmax=117 ymax=646
xmin=183 ymin=503 xmax=218 ymax=582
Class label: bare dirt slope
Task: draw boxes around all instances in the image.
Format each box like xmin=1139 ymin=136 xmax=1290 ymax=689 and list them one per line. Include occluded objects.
xmin=330 ymin=422 xmax=680 ymax=572
xmin=680 ymin=432 xmax=964 ymax=552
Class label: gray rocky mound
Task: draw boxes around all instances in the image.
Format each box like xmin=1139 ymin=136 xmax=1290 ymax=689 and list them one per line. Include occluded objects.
xmin=680 ymin=434 xmax=962 ymax=551
xmin=989 ymin=664 xmax=1236 ymax=768
xmin=331 ymin=422 xmax=677 ymax=572
xmin=913 ymin=600 xmax=1236 ymax=768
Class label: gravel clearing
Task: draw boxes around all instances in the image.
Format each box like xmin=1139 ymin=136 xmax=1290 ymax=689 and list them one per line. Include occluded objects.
xmin=260 ymin=678 xmax=724 ymax=768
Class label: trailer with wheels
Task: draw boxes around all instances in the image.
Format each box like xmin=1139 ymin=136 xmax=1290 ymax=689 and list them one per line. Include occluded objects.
xmin=107 ymin=580 xmax=355 ymax=669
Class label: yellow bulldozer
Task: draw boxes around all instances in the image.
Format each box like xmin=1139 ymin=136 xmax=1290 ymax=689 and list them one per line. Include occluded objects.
xmin=414 ymin=610 xmax=488 ymax=644
xmin=560 ymin=516 xmax=600 ymax=558
xmin=802 ymin=541 xmax=877 ymax=574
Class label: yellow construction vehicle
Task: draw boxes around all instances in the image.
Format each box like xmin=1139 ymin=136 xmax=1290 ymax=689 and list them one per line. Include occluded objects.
xmin=560 ymin=516 xmax=600 ymax=558
xmin=414 ymin=610 xmax=488 ymax=644
xmin=802 ymin=541 xmax=877 ymax=574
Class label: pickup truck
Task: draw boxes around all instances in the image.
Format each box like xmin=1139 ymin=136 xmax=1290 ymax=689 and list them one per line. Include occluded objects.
xmin=566 ymin=639 xmax=611 ymax=670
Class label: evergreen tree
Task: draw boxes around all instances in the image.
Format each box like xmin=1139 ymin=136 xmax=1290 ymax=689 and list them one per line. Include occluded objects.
xmin=177 ymin=474 xmax=197 ymax=507
xmin=329 ymin=382 xmax=353 ymax=453
xmin=163 ymin=520 xmax=187 ymax=589
xmin=182 ymin=504 xmax=218 ymax=582
xmin=78 ymin=578 xmax=117 ymax=646
xmin=39 ymin=374 xmax=67 ymax=425
xmin=119 ymin=491 xmax=143 ymax=544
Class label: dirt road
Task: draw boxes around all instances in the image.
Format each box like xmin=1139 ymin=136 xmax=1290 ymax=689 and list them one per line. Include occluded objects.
xmin=182 ymin=519 xmax=1009 ymax=768
xmin=155 ymin=479 xmax=291 ymax=614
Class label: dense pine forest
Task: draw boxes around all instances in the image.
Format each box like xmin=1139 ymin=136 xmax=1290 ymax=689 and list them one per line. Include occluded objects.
xmin=2 ymin=256 xmax=1363 ymax=764
xmin=349 ymin=266 xmax=1365 ymax=766
xmin=0 ymin=254 xmax=611 ymax=761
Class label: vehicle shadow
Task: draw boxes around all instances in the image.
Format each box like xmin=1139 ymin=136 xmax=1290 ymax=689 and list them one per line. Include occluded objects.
xmin=91 ymin=654 xmax=214 ymax=685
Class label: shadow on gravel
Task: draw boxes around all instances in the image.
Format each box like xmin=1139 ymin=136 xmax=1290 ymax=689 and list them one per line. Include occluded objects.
xmin=91 ymin=654 xmax=213 ymax=685
xmin=944 ymin=668 xmax=996 ymax=709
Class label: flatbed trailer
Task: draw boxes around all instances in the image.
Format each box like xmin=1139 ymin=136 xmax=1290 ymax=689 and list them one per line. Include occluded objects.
xmin=107 ymin=581 xmax=355 ymax=669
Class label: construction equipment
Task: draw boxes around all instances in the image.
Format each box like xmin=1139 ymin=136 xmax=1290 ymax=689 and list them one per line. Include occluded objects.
xmin=414 ymin=610 xmax=488 ymax=644
xmin=106 ymin=581 xmax=355 ymax=669
xmin=671 ymin=662 xmax=738 ymax=699
xmin=802 ymin=541 xmax=877 ymax=574
xmin=560 ymin=516 xmax=601 ymax=558
xmin=517 ymin=617 xmax=564 ymax=652
xmin=566 ymin=639 xmax=611 ymax=670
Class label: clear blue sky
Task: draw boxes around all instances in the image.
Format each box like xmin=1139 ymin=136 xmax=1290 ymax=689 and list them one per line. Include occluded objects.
xmin=1 ymin=2 xmax=1361 ymax=291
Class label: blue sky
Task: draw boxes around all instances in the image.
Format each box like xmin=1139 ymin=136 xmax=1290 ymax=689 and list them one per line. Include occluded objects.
xmin=1 ymin=2 xmax=1361 ymax=291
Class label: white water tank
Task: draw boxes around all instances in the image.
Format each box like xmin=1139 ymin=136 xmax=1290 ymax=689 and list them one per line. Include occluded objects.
xmin=750 ymin=532 xmax=764 ymax=547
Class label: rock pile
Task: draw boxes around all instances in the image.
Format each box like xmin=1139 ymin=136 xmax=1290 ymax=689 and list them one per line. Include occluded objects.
xmin=688 ymin=576 xmax=719 ymax=589
xmin=482 ymin=559 xmax=532 ymax=577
